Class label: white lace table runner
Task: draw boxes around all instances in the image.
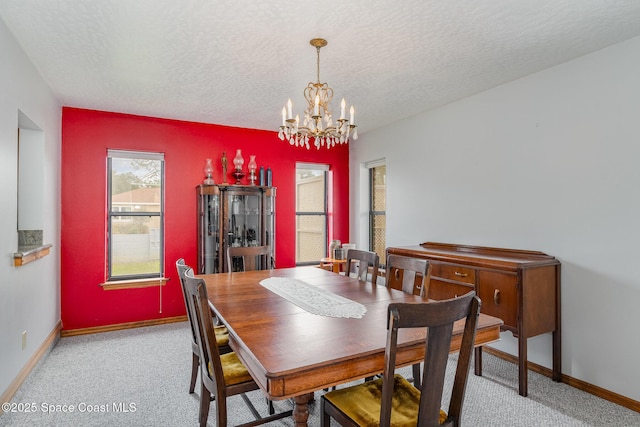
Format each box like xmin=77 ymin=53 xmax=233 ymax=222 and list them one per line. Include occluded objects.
xmin=259 ymin=277 xmax=367 ymax=319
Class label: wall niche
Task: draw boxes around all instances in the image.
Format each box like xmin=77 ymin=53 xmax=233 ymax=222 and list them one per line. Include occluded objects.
xmin=14 ymin=110 xmax=51 ymax=266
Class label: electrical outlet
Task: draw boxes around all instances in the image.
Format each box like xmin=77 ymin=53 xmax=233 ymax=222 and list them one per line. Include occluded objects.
xmin=22 ymin=331 xmax=27 ymax=350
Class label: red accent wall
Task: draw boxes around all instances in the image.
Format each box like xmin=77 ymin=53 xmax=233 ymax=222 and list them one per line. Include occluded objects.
xmin=61 ymin=107 xmax=349 ymax=330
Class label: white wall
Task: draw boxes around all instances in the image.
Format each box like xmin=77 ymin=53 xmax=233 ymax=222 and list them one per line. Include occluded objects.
xmin=0 ymin=18 xmax=61 ymax=396
xmin=350 ymin=35 xmax=640 ymax=401
xmin=17 ymin=127 xmax=45 ymax=231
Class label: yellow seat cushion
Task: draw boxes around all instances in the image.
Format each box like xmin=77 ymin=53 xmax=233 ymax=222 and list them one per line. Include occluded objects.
xmin=215 ymin=326 xmax=229 ymax=346
xmin=207 ymin=352 xmax=253 ymax=386
xmin=323 ymin=374 xmax=447 ymax=426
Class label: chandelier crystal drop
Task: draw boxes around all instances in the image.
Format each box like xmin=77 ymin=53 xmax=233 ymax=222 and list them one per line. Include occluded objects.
xmin=278 ymin=38 xmax=358 ymax=150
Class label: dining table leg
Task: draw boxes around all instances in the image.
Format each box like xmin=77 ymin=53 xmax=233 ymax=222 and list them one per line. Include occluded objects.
xmin=293 ymin=394 xmax=310 ymax=427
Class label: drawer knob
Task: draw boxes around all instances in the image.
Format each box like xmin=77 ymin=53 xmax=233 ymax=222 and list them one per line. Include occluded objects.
xmin=454 ymin=271 xmax=468 ymax=278
xmin=494 ymin=289 xmax=501 ymax=305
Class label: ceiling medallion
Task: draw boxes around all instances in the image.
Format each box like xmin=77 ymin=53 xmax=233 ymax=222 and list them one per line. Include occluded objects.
xmin=278 ymin=38 xmax=358 ymax=149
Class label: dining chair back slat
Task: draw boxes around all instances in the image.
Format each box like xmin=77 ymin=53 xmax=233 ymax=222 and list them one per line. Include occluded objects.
xmin=385 ymin=254 xmax=431 ymax=297
xmin=227 ymin=246 xmax=273 ymax=272
xmin=345 ymin=249 xmax=379 ymax=285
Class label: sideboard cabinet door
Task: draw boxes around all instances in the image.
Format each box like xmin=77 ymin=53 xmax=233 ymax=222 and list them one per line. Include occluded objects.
xmin=477 ymin=270 xmax=518 ymax=331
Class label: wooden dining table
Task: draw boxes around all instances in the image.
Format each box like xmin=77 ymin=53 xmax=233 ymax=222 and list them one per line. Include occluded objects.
xmin=199 ymin=266 xmax=503 ymax=427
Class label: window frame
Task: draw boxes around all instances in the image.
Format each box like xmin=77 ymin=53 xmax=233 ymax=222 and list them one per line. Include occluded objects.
xmin=368 ymin=163 xmax=386 ymax=268
xmin=106 ymin=150 xmax=165 ymax=281
xmin=295 ymin=163 xmax=329 ymax=266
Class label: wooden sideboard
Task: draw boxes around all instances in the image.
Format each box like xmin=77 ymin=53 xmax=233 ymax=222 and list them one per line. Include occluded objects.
xmin=387 ymin=242 xmax=561 ymax=396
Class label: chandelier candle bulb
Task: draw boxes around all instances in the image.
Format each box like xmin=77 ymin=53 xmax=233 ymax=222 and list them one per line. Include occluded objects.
xmin=281 ymin=107 xmax=286 ymax=125
xmin=287 ymin=98 xmax=293 ymax=120
xmin=350 ymin=106 xmax=355 ymax=125
xmin=340 ymin=98 xmax=346 ymax=120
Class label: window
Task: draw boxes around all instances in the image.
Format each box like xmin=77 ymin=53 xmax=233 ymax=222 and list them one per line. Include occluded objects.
xmin=295 ymin=163 xmax=328 ymax=265
xmin=107 ymin=150 xmax=164 ymax=280
xmin=369 ymin=164 xmax=386 ymax=266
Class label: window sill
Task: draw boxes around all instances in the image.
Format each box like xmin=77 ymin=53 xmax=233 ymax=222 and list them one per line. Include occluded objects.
xmin=14 ymin=244 xmax=53 ymax=267
xmin=101 ymin=277 xmax=169 ymax=291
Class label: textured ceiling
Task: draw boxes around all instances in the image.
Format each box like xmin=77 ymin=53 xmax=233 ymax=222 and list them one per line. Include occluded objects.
xmin=2 ymin=1 xmax=640 ymax=136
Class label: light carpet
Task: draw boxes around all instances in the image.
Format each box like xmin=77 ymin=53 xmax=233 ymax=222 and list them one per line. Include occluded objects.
xmin=1 ymin=322 xmax=638 ymax=426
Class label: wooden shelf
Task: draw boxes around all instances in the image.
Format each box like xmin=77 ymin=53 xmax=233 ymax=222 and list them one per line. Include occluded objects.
xmin=13 ymin=244 xmax=53 ymax=267
xmin=100 ymin=277 xmax=169 ymax=291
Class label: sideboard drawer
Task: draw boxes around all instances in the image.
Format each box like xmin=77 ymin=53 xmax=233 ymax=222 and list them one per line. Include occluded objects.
xmin=477 ymin=271 xmax=518 ymax=329
xmin=431 ymin=263 xmax=476 ymax=285
xmin=428 ymin=278 xmax=475 ymax=301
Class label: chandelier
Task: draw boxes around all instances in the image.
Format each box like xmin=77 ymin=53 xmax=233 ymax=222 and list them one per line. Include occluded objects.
xmin=278 ymin=38 xmax=358 ymax=149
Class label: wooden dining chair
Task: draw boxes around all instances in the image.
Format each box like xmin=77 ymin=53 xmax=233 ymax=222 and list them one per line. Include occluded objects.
xmin=321 ymin=292 xmax=481 ymax=427
xmin=344 ymin=249 xmax=380 ymax=285
xmin=226 ymin=245 xmax=274 ymax=272
xmin=183 ymin=268 xmax=292 ymax=427
xmin=385 ymin=254 xmax=431 ymax=297
xmin=176 ymin=258 xmax=230 ymax=394
xmin=385 ymin=254 xmax=431 ymax=388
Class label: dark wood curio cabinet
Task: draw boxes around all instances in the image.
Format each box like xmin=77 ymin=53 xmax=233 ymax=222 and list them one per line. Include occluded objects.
xmin=197 ymin=184 xmax=275 ymax=273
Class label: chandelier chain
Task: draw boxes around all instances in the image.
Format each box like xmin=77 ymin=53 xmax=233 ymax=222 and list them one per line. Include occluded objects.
xmin=316 ymin=46 xmax=321 ymax=83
